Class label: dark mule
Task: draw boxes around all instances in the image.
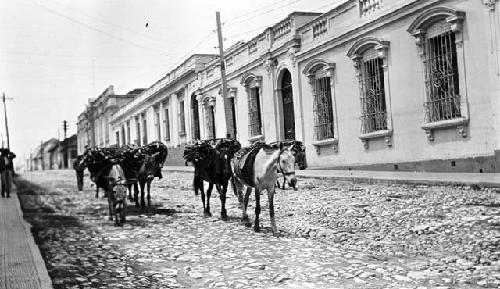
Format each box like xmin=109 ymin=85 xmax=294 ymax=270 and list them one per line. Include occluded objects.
xmin=185 ymin=139 xmax=241 ymax=220
xmin=272 ymin=140 xmax=306 ymax=190
xmin=0 ymin=148 xmax=15 ymax=198
xmin=136 ymin=141 xmax=168 ymax=208
xmin=232 ymin=143 xmax=296 ymax=235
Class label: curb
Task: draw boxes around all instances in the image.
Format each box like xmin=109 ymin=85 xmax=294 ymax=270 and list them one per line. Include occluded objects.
xmin=13 ymin=185 xmax=53 ymax=289
xmin=296 ymin=174 xmax=500 ymax=189
xmin=162 ymin=167 xmax=500 ymax=188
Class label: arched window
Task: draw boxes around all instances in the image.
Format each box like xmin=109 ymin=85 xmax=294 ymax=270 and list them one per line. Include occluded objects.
xmin=241 ymin=74 xmax=263 ymax=140
xmin=408 ymin=7 xmax=467 ymax=140
xmin=347 ymin=37 xmax=392 ymax=149
xmin=303 ymin=60 xmax=337 ymax=152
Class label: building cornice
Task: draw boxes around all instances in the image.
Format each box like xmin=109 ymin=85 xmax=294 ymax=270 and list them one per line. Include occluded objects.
xmin=295 ymin=0 xmax=440 ymax=64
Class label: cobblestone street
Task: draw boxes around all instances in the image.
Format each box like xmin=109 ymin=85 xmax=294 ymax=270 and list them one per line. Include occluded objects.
xmin=16 ymin=170 xmax=500 ymax=289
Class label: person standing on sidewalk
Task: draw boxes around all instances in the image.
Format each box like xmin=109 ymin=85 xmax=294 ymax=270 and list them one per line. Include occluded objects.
xmin=0 ymin=148 xmax=16 ymax=198
xmin=73 ymin=155 xmax=85 ymax=191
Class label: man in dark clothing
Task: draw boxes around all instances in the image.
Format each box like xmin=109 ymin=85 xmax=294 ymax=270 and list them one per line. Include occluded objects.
xmin=0 ymin=148 xmax=15 ymax=198
xmin=73 ymin=155 xmax=85 ymax=191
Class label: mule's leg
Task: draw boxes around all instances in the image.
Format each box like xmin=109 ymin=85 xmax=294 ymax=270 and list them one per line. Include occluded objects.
xmin=95 ymin=186 xmax=99 ymax=199
xmin=204 ymin=183 xmax=213 ymax=217
xmin=139 ymin=181 xmax=146 ymax=209
xmin=133 ymin=183 xmax=139 ymax=207
xmin=242 ymin=186 xmax=252 ymax=227
xmin=114 ymin=202 xmax=121 ymax=226
xmin=219 ymin=181 xmax=228 ymax=221
xmin=127 ymin=184 xmax=134 ymax=202
xmin=195 ymin=176 xmax=206 ymax=214
xmin=146 ymin=180 xmax=152 ymax=207
xmin=254 ymin=187 xmax=261 ymax=232
xmin=121 ymin=200 xmax=126 ymax=224
xmin=107 ymin=193 xmax=114 ymax=221
xmin=267 ymin=186 xmax=278 ymax=235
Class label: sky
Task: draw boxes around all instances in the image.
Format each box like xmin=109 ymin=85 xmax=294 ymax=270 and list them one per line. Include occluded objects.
xmin=0 ymin=0 xmax=342 ymax=160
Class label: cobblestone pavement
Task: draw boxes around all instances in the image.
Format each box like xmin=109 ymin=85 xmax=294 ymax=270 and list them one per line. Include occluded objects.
xmin=16 ymin=170 xmax=500 ymax=289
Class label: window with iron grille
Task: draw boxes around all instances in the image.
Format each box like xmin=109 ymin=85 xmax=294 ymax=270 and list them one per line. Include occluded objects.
xmin=423 ymin=21 xmax=461 ymax=123
xmin=115 ymin=131 xmax=120 ymax=146
xmin=179 ymin=100 xmax=186 ymax=135
xmin=359 ymin=48 xmax=387 ymax=134
xmin=248 ymin=87 xmax=262 ymax=137
xmin=206 ymin=105 xmax=216 ymax=140
xmin=155 ymin=111 xmax=161 ymax=141
xmin=142 ymin=114 xmax=148 ymax=145
xmin=164 ymin=108 xmax=170 ymax=141
xmin=135 ymin=117 xmax=141 ymax=145
xmin=126 ymin=121 xmax=130 ymax=144
xmin=312 ymin=71 xmax=334 ymax=140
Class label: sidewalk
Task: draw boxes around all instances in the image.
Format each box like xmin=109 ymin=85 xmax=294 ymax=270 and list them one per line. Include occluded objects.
xmin=163 ymin=166 xmax=500 ymax=188
xmin=0 ymin=186 xmax=52 ymax=289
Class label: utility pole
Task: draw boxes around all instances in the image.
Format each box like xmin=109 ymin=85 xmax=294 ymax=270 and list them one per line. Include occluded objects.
xmin=215 ymin=11 xmax=236 ymax=139
xmin=63 ymin=120 xmax=68 ymax=139
xmin=2 ymin=92 xmax=11 ymax=149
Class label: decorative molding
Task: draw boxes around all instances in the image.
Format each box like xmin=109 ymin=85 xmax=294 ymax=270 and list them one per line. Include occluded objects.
xmin=263 ymin=58 xmax=277 ymax=75
xmin=483 ymin=0 xmax=498 ymax=11
xmin=421 ymin=117 xmax=469 ymax=141
xmin=312 ymin=138 xmax=339 ymax=154
xmin=359 ymin=129 xmax=393 ymax=149
xmin=248 ymin=134 xmax=265 ymax=143
xmin=241 ymin=73 xmax=263 ymax=87
xmin=408 ymin=7 xmax=466 ymax=50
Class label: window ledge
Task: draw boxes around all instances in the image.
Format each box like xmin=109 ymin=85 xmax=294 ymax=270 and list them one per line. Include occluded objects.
xmin=359 ymin=129 xmax=392 ymax=140
xmin=359 ymin=130 xmax=393 ymax=149
xmin=248 ymin=134 xmax=264 ymax=143
xmin=421 ymin=117 xmax=468 ymax=141
xmin=312 ymin=138 xmax=338 ymax=155
xmin=421 ymin=117 xmax=468 ymax=130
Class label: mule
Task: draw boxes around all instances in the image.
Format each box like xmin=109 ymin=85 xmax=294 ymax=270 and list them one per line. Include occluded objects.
xmin=106 ymin=164 xmax=128 ymax=226
xmin=189 ymin=139 xmax=240 ymax=220
xmin=136 ymin=152 xmax=162 ymax=208
xmin=232 ymin=143 xmax=296 ymax=235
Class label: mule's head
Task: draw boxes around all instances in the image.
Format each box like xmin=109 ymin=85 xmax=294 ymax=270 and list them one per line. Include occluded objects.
xmin=108 ymin=164 xmax=128 ymax=200
xmin=142 ymin=152 xmax=162 ymax=181
xmin=215 ymin=147 xmax=233 ymax=178
xmin=278 ymin=148 xmax=297 ymax=188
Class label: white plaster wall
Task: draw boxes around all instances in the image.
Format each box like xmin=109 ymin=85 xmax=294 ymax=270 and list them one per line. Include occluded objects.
xmin=298 ymin=0 xmax=498 ymax=168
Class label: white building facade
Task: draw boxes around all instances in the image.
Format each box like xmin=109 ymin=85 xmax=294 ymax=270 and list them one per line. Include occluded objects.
xmin=78 ymin=0 xmax=500 ymax=172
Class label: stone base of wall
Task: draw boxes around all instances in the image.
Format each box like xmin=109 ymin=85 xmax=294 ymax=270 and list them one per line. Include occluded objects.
xmin=313 ymin=153 xmax=499 ymax=173
xmin=165 ymin=144 xmax=187 ymax=167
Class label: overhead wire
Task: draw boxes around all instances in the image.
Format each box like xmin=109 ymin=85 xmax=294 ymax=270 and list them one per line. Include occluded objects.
xmin=26 ymin=0 xmax=171 ymax=57
xmin=224 ymin=0 xmax=303 ymax=27
xmin=47 ymin=0 xmax=172 ymax=45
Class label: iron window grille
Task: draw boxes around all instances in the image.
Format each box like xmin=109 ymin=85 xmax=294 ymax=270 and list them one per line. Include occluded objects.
xmin=423 ymin=22 xmax=461 ymax=123
xmin=155 ymin=111 xmax=161 ymax=141
xmin=248 ymin=87 xmax=262 ymax=137
xmin=135 ymin=118 xmax=141 ymax=145
xmin=163 ymin=108 xmax=170 ymax=141
xmin=313 ymin=75 xmax=334 ymax=140
xmin=359 ymin=49 xmax=388 ymax=134
xmin=178 ymin=100 xmax=186 ymax=135
xmin=206 ymin=105 xmax=216 ymax=140
xmin=142 ymin=115 xmax=148 ymax=145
